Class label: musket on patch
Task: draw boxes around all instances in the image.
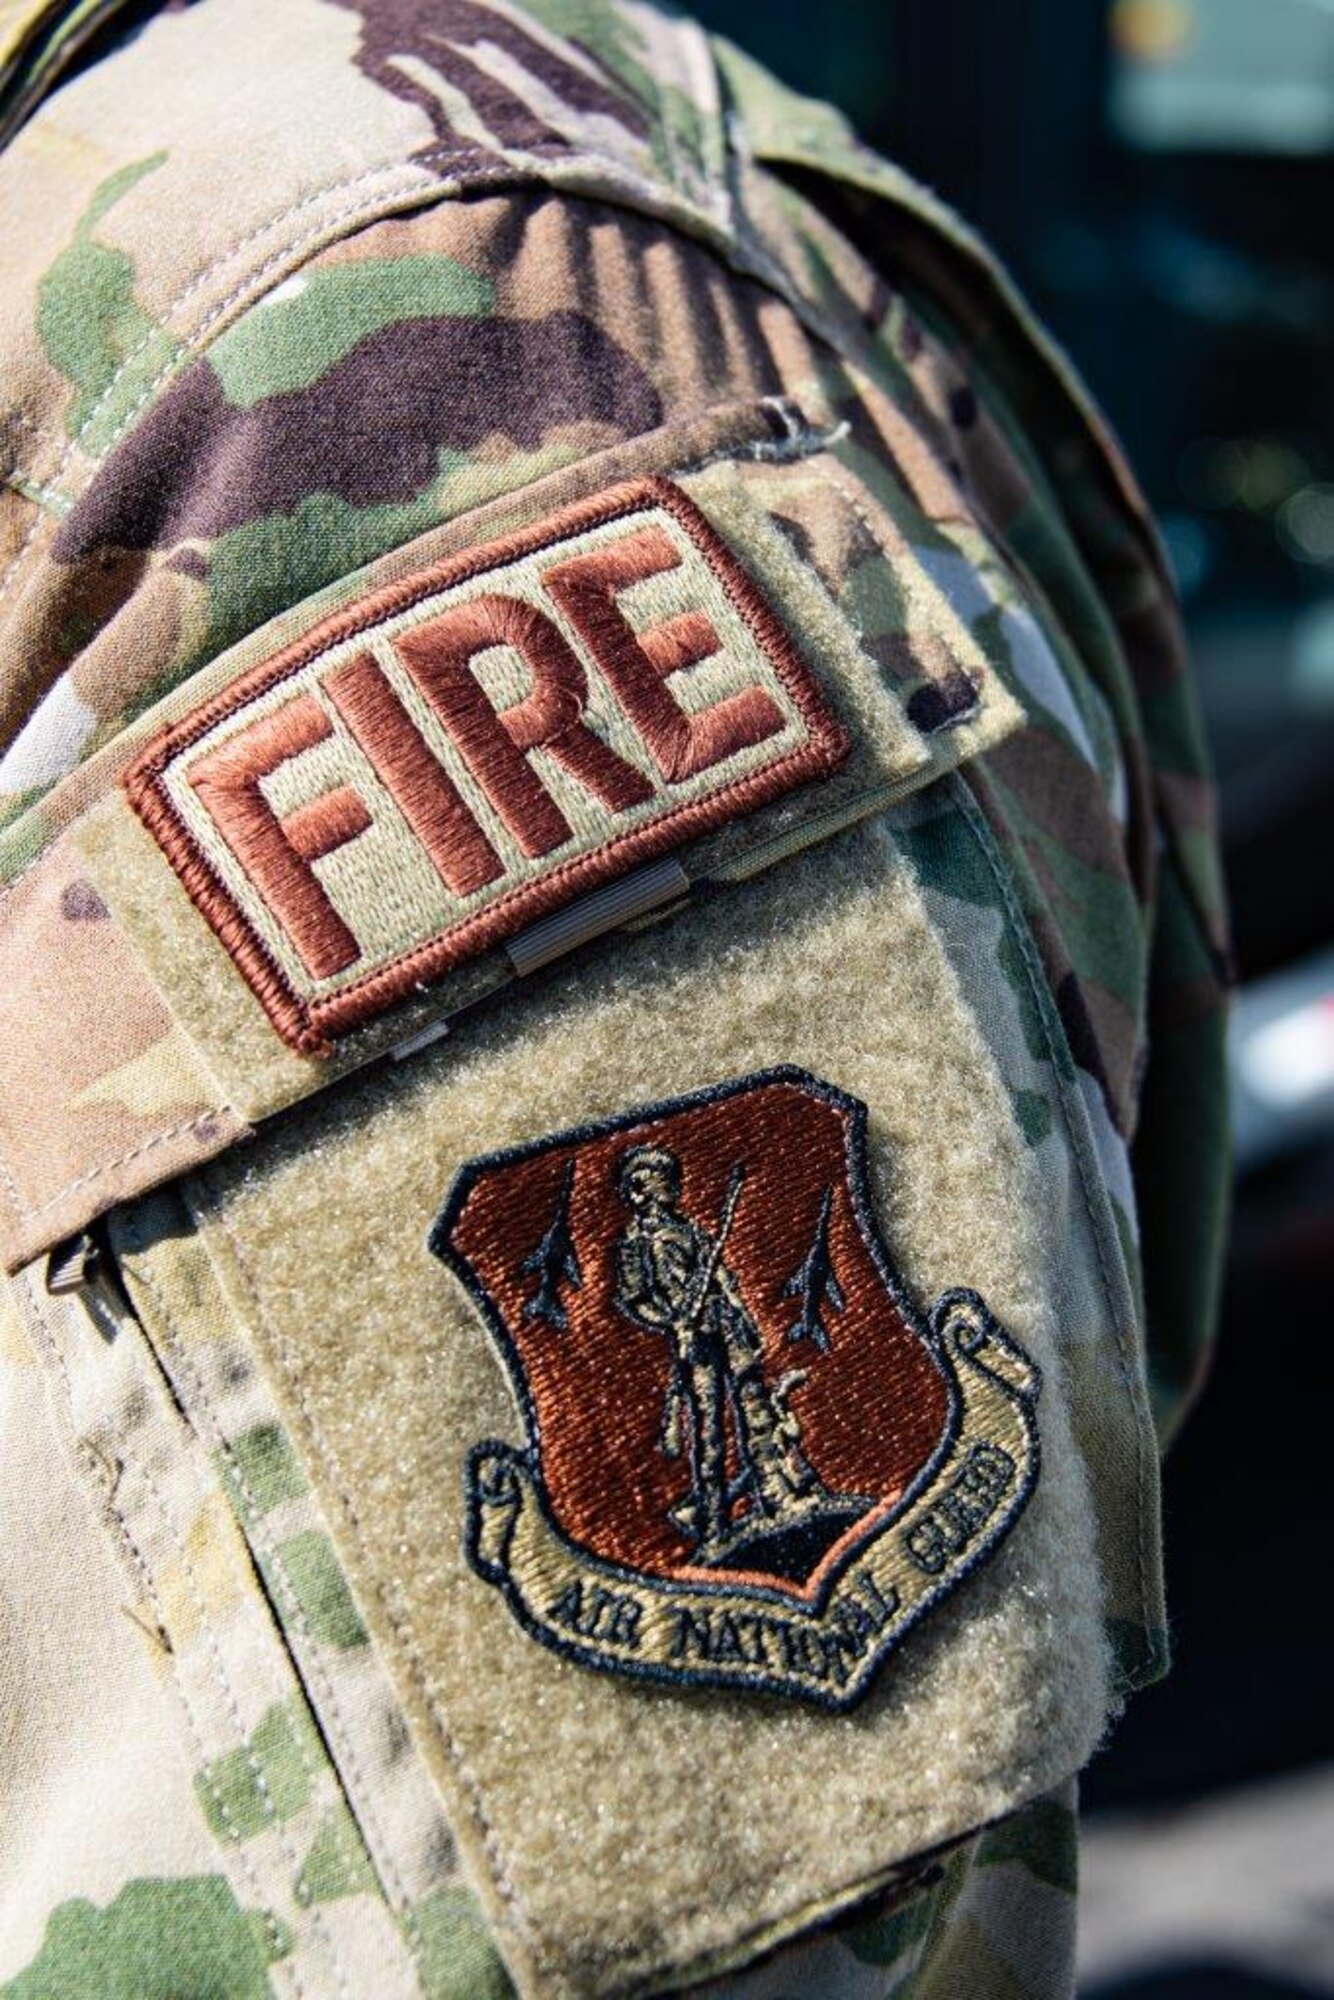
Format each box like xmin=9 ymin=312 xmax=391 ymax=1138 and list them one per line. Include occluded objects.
xmin=660 ymin=1162 xmax=747 ymax=1464
xmin=677 ymin=1162 xmax=747 ymax=1360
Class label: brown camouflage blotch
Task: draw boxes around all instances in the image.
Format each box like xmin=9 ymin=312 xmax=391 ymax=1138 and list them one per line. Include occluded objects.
xmin=991 ymin=728 xmax=1139 ymax=884
xmin=59 ymin=879 xmax=108 ymax=921
xmin=331 ymin=0 xmax=648 ymax=157
xmin=52 ymin=310 xmax=664 ymax=560
xmin=1146 ymin=970 xmax=1232 ymax=1035
xmin=66 ymin=557 xmax=189 ymax=713
xmin=1155 ymin=764 xmax=1225 ymax=864
xmin=1055 ymin=967 xmax=1141 ymax=1139
xmin=838 ymin=367 xmax=970 ymax=526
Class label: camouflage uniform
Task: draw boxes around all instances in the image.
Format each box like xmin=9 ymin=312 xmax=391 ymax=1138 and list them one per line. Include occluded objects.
xmin=0 ymin=3 xmax=1230 ymax=1997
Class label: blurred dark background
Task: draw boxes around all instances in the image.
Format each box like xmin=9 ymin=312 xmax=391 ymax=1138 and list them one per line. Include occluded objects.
xmin=690 ymin=2 xmax=1332 ymax=1994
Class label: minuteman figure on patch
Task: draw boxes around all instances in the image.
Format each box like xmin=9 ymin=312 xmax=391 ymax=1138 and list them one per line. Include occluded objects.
xmin=443 ymin=1068 xmax=1044 ymax=1702
xmin=612 ymin=1143 xmax=824 ymax=1562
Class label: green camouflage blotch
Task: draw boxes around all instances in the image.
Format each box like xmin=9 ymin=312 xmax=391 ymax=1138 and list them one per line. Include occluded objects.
xmin=1132 ymin=862 xmax=1230 ymax=1441
xmin=194 ymin=1695 xmax=323 ymax=1840
xmin=209 ymin=257 xmax=496 ymax=408
xmin=35 ymin=154 xmax=182 ymax=450
xmin=223 ymin=1422 xmax=308 ymax=1517
xmin=914 ymin=1913 xmax=1032 ymax=2000
xmin=408 ymin=1886 xmax=516 ymax=2000
xmin=274 ymin=1529 xmax=368 ymax=1650
xmin=0 ymin=1877 xmax=286 ymax=2000
xmin=295 ymin=1804 xmax=378 ymax=1907
xmin=841 ymin=1871 xmax=945 ymax=1969
xmin=974 ymin=1795 xmax=1078 ymax=1896
xmin=1002 ymin=496 xmax=1137 ymax=732
xmin=1174 ymin=819 xmax=1230 ymax=950
xmin=1108 ymin=1614 xmax=1171 ymax=1686
xmin=995 ymin=780 xmax=1144 ymax=1016
xmin=194 ymin=473 xmax=463 ymax=671
xmin=517 ymin=0 xmax=715 ymax=187
xmin=0 ymin=795 xmax=48 ymax=854
xmin=6 ymin=470 xmax=71 ymax=516
xmin=893 ymin=808 xmax=1055 ymax=1072
xmin=1013 ymin=1089 xmax=1053 ymax=1148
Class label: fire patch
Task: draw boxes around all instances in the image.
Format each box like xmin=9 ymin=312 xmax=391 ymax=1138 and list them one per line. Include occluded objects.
xmin=123 ymin=480 xmax=847 ymax=1055
xmin=432 ymin=1069 xmax=1041 ymax=1710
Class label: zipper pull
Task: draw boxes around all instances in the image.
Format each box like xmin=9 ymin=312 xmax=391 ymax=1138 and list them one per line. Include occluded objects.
xmin=46 ymin=1229 xmax=128 ymax=1342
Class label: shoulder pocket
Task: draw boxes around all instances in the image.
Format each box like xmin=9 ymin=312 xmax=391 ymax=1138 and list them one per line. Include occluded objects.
xmin=15 ymin=399 xmax=1157 ymax=1999
xmin=99 ymin=394 xmax=1027 ymax=1088
xmin=0 ymin=391 xmax=1024 ymax=1267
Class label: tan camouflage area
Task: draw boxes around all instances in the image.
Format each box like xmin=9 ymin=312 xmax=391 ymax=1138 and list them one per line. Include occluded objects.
xmin=0 ymin=1 xmax=1230 ymax=1996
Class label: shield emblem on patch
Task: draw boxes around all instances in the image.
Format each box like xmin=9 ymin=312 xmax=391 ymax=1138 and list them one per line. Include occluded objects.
xmin=431 ymin=1067 xmax=1041 ymax=1709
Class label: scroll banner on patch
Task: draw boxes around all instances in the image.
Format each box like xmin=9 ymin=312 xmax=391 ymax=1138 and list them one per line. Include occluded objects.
xmin=468 ymin=1310 xmax=1039 ymax=1708
xmin=435 ymin=1068 xmax=1042 ymax=1711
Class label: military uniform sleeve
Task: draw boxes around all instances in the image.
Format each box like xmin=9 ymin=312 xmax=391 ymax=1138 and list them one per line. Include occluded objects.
xmin=0 ymin=5 xmax=1228 ymax=1998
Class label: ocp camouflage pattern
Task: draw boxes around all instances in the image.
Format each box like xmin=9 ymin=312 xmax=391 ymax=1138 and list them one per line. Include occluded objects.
xmin=0 ymin=2 xmax=1228 ymax=1995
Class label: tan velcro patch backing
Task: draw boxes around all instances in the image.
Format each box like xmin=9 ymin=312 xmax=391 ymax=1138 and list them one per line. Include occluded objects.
xmin=123 ymin=478 xmax=849 ymax=1056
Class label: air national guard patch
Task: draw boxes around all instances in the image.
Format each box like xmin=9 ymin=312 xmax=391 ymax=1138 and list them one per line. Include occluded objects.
xmin=432 ymin=1069 xmax=1041 ymax=1710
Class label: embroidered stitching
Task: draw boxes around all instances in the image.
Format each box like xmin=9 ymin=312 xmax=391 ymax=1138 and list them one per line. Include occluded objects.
xmin=127 ymin=1243 xmax=430 ymax=1983
xmin=21 ymin=1278 xmax=325 ymax=1994
xmin=434 ymin=1066 xmax=1042 ymax=1711
xmin=950 ymin=774 xmax=1155 ymax=1668
xmin=191 ymin=1042 xmax=1053 ymax=1984
xmin=17 ymin=1111 xmax=234 ymax=1223
xmin=125 ymin=477 xmax=849 ymax=1056
xmin=197 ymin=1179 xmax=556 ymax=1981
xmin=0 ymin=160 xmax=444 ymax=613
xmin=206 ymin=1170 xmax=964 ymax=1983
xmin=0 ymin=405 xmax=833 ymax=920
